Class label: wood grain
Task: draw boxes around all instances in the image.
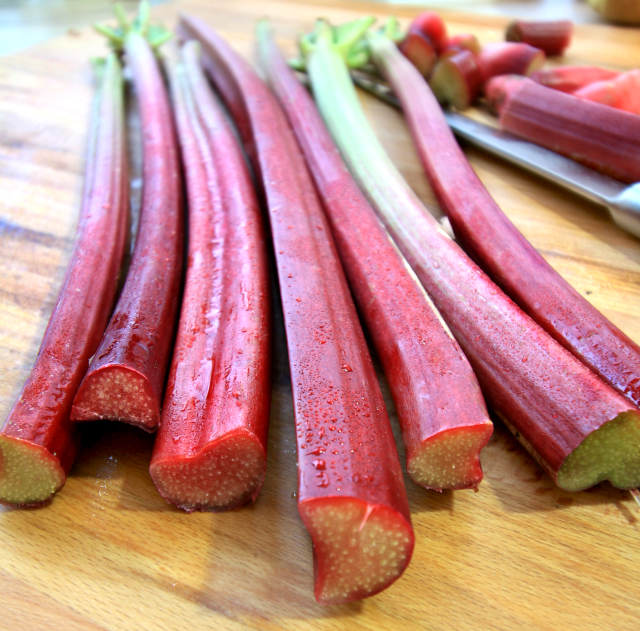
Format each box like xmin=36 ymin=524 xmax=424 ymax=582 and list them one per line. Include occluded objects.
xmin=0 ymin=1 xmax=639 ymax=630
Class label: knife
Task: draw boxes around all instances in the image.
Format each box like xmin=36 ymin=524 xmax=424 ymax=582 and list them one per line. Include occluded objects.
xmin=352 ymin=73 xmax=640 ymax=240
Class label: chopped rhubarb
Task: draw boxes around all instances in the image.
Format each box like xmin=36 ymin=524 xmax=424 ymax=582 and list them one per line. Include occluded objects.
xmin=495 ymin=76 xmax=640 ymax=183
xmin=399 ymin=29 xmax=437 ymax=77
xmin=0 ymin=53 xmax=129 ymax=505
xmin=304 ymin=18 xmax=640 ymax=492
xmin=530 ymin=65 xmax=621 ymax=93
xmin=72 ymin=4 xmax=184 ymax=431
xmin=574 ymin=69 xmax=640 ymax=115
xmin=477 ymin=41 xmax=545 ymax=85
xmin=149 ymin=42 xmax=271 ymax=512
xmin=506 ymin=20 xmax=573 ymax=56
xmin=408 ymin=11 xmax=448 ymax=52
xmin=179 ymin=14 xmax=414 ymax=604
xmin=429 ymin=49 xmax=481 ymax=110
xmin=441 ymin=33 xmax=482 ymax=56
xmin=257 ymin=20 xmax=492 ymax=491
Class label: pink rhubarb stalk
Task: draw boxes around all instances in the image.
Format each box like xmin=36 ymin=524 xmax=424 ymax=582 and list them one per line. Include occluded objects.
xmin=149 ymin=42 xmax=272 ymax=512
xmin=530 ymin=65 xmax=621 ymax=93
xmin=257 ymin=20 xmax=492 ymax=491
xmin=0 ymin=53 xmax=129 ymax=506
xmin=491 ymin=75 xmax=640 ymax=183
xmin=179 ymin=14 xmax=414 ymax=605
xmin=71 ymin=5 xmax=184 ymax=431
xmin=574 ymin=69 xmax=640 ymax=115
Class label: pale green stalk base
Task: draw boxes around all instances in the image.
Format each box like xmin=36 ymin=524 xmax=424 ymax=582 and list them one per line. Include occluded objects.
xmin=558 ymin=412 xmax=640 ymax=491
xmin=0 ymin=437 xmax=64 ymax=506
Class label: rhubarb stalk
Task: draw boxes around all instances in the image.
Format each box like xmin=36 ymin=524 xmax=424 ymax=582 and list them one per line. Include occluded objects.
xmin=368 ymin=30 xmax=640 ymax=410
xmin=303 ymin=18 xmax=640 ymax=493
xmin=0 ymin=53 xmax=129 ymax=506
xmin=493 ymin=76 xmax=640 ymax=183
xmin=256 ymin=20 xmax=492 ymax=491
xmin=530 ymin=66 xmax=621 ymax=93
xmin=71 ymin=4 xmax=184 ymax=431
xmin=179 ymin=14 xmax=414 ymax=605
xmin=148 ymin=43 xmax=272 ymax=512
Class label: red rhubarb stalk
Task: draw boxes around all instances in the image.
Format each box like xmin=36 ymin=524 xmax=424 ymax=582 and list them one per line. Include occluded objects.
xmin=477 ymin=41 xmax=545 ymax=85
xmin=257 ymin=21 xmax=492 ymax=491
xmin=506 ymin=20 xmax=573 ymax=56
xmin=492 ymin=76 xmax=640 ymax=183
xmin=148 ymin=43 xmax=271 ymax=512
xmin=71 ymin=4 xmax=184 ymax=431
xmin=179 ymin=14 xmax=414 ymax=605
xmin=305 ymin=18 xmax=640 ymax=493
xmin=574 ymin=69 xmax=640 ymax=115
xmin=0 ymin=53 xmax=129 ymax=506
xmin=369 ymin=30 xmax=640 ymax=411
xmin=530 ymin=65 xmax=621 ymax=93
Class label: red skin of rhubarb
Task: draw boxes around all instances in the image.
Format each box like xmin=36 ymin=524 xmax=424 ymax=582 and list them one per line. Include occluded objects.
xmin=179 ymin=15 xmax=413 ymax=605
xmin=477 ymin=42 xmax=545 ymax=86
xmin=441 ymin=33 xmax=482 ymax=56
xmin=257 ymin=25 xmax=492 ymax=490
xmin=149 ymin=44 xmax=271 ymax=512
xmin=506 ymin=20 xmax=573 ymax=56
xmin=399 ymin=30 xmax=437 ymax=78
xmin=497 ymin=77 xmax=640 ymax=184
xmin=429 ymin=49 xmax=482 ymax=110
xmin=375 ymin=40 xmax=640 ymax=410
xmin=71 ymin=31 xmax=184 ymax=431
xmin=409 ymin=11 xmax=448 ymax=53
xmin=0 ymin=55 xmax=129 ymax=506
xmin=574 ymin=69 xmax=640 ymax=115
xmin=530 ymin=66 xmax=621 ymax=93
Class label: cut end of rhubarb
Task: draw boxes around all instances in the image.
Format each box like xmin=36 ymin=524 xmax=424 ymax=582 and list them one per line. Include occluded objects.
xmin=408 ymin=424 xmax=493 ymax=490
xmin=557 ymin=411 xmax=640 ymax=492
xmin=0 ymin=436 xmax=65 ymax=506
xmin=149 ymin=432 xmax=267 ymax=512
xmin=299 ymin=498 xmax=414 ymax=605
xmin=71 ymin=365 xmax=160 ymax=431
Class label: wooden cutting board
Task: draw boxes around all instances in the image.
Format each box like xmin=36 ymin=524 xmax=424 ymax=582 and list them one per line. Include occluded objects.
xmin=1 ymin=1 xmax=639 ymax=629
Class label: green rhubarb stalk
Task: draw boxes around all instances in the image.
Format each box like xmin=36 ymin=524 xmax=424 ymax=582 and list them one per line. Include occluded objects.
xmin=302 ymin=19 xmax=640 ymax=492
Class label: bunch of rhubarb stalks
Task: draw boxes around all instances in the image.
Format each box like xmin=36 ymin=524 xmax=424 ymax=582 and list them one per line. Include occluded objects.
xmin=1 ymin=3 xmax=639 ymax=607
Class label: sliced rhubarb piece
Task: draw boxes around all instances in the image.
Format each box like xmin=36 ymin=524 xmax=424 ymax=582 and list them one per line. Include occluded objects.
xmin=530 ymin=65 xmax=621 ymax=93
xmin=574 ymin=69 xmax=640 ymax=115
xmin=179 ymin=14 xmax=413 ymax=604
xmin=441 ymin=33 xmax=482 ymax=56
xmin=408 ymin=11 xmax=448 ymax=52
xmin=72 ymin=4 xmax=184 ymax=431
xmin=497 ymin=76 xmax=640 ymax=183
xmin=477 ymin=41 xmax=545 ymax=85
xmin=257 ymin=20 xmax=492 ymax=491
xmin=399 ymin=29 xmax=437 ymax=78
xmin=0 ymin=53 xmax=129 ymax=506
xmin=148 ymin=42 xmax=271 ymax=512
xmin=429 ymin=49 xmax=481 ymax=110
xmin=506 ymin=20 xmax=573 ymax=56
xmin=370 ymin=32 xmax=640 ymax=418
xmin=304 ymin=19 xmax=640 ymax=492
xmin=484 ymin=74 xmax=527 ymax=115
